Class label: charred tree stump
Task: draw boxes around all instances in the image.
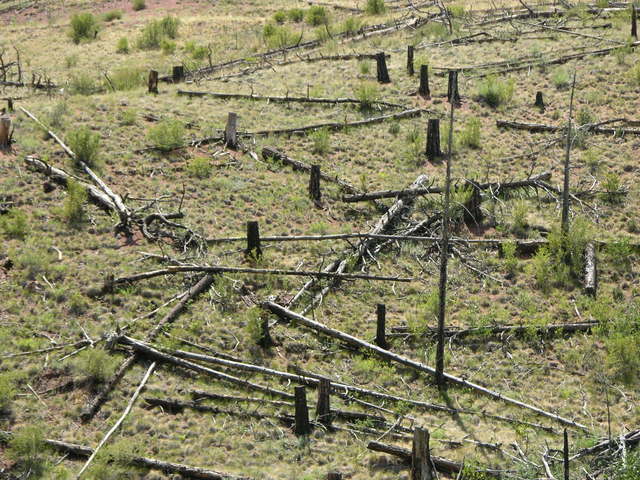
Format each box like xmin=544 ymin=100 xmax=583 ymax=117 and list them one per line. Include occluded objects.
xmin=407 ymin=46 xmax=415 ymax=76
xmin=6 ymin=98 xmax=13 ymax=113
xmin=375 ymin=303 xmax=388 ymax=349
xmin=316 ymin=377 xmax=332 ymax=427
xmin=584 ymin=242 xmax=597 ymax=297
xmin=564 ymin=429 xmax=570 ymax=480
xmin=632 ymin=6 xmax=638 ymax=39
xmin=309 ymin=164 xmax=322 ymax=206
xmin=418 ymin=65 xmax=430 ymax=98
xmin=376 ymin=52 xmax=391 ymax=84
xmin=148 ymin=70 xmax=159 ymax=94
xmin=447 ymin=70 xmax=461 ymax=106
xmin=327 ymin=473 xmax=342 ymax=480
xmin=534 ymin=91 xmax=545 ymax=111
xmin=412 ymin=427 xmax=435 ymax=480
xmin=425 ymin=119 xmax=442 ymax=161
xmin=0 ymin=115 xmax=11 ymax=150
xmin=172 ymin=65 xmax=184 ymax=83
xmin=245 ymin=221 xmax=262 ymax=259
xmin=463 ymin=181 xmax=483 ymax=227
xmin=257 ymin=315 xmax=274 ymax=348
xmin=294 ymin=386 xmax=311 ymax=436
xmin=224 ymin=112 xmax=238 ymax=150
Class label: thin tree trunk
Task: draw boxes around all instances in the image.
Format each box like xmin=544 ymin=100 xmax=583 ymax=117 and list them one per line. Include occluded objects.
xmin=561 ymin=71 xmax=577 ymax=236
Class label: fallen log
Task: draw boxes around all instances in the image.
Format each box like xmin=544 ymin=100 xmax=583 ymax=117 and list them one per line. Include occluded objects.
xmin=367 ymin=441 xmax=505 ymax=477
xmin=390 ymin=321 xmax=599 ymax=338
xmin=0 ymin=430 xmax=247 ymax=480
xmin=178 ymin=89 xmax=406 ymax=109
xmin=263 ymin=301 xmax=589 ymax=431
xmin=80 ymin=275 xmax=216 ymax=422
xmin=103 ymin=265 xmax=413 ymax=292
xmin=570 ymin=429 xmax=640 ymax=461
xmin=118 ymin=335 xmax=294 ymax=399
xmin=497 ymin=119 xmax=640 ymax=136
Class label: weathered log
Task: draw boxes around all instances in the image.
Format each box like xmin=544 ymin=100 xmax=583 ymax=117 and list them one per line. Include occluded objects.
xmin=118 ymin=335 xmax=294 ymax=399
xmin=295 ymin=386 xmax=311 ymax=436
xmin=418 ymin=65 xmax=430 ymax=98
xmin=191 ymin=391 xmax=291 ymax=407
xmin=411 ymin=427 xmax=435 ymax=480
xmin=177 ymin=90 xmax=405 ymax=109
xmin=425 ymin=118 xmax=441 ymax=161
xmin=148 ymin=70 xmax=158 ymax=94
xmin=376 ymin=52 xmax=391 ymax=83
xmin=224 ymin=112 xmax=238 ymax=149
xmin=80 ymin=275 xmax=216 ymax=421
xmin=583 ymin=242 xmax=597 ymax=297
xmin=264 ymin=301 xmax=588 ymax=430
xmin=0 ymin=430 xmax=248 ymax=480
xmin=391 ymin=321 xmax=599 ymax=339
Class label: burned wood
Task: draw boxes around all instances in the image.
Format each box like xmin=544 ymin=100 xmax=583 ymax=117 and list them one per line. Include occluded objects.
xmin=264 ymin=301 xmax=588 ymax=430
xmin=0 ymin=430 xmax=249 ymax=480
xmin=190 ymin=390 xmax=292 ymax=407
xmin=497 ymin=119 xmax=640 ymax=136
xmin=390 ymin=321 xmax=599 ymax=339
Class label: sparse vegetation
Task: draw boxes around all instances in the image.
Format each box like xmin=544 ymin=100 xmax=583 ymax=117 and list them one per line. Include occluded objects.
xmin=67 ymin=127 xmax=101 ymax=169
xmin=477 ymin=76 xmax=515 ymax=107
xmin=306 ymin=6 xmax=329 ymax=26
xmin=138 ymin=16 xmax=180 ymax=49
xmin=147 ymin=119 xmax=186 ymax=151
xmin=365 ymin=0 xmax=386 ymax=15
xmin=309 ymin=127 xmax=330 ymax=155
xmin=70 ymin=12 xmax=99 ymax=44
xmin=61 ymin=180 xmax=87 ymax=227
xmin=132 ymin=0 xmax=146 ymax=11
xmin=459 ymin=117 xmax=481 ymax=148
xmin=354 ymin=81 xmax=379 ymax=109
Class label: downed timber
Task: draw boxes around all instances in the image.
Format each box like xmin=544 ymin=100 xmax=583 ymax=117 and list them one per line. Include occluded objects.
xmin=390 ymin=321 xmax=599 ymax=338
xmin=263 ymin=301 xmax=589 ymax=431
xmin=2 ymin=339 xmax=90 ymax=359
xmin=118 ymin=335 xmax=294 ymax=399
xmin=0 ymin=430 xmax=247 ymax=480
xmin=570 ymin=429 xmax=640 ymax=461
xmin=80 ymin=274 xmax=216 ymax=422
xmin=177 ymin=89 xmax=406 ymax=109
xmin=342 ymin=172 xmax=552 ymax=203
xmin=367 ymin=441 xmax=505 ymax=477
xmin=103 ymin=265 xmax=414 ymax=292
xmin=167 ymin=343 xmax=557 ymax=433
xmin=497 ymin=119 xmax=640 ymax=136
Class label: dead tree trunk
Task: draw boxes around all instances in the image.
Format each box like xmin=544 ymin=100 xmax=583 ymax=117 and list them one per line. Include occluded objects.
xmin=256 ymin=315 xmax=274 ymax=348
xmin=376 ymin=52 xmax=391 ymax=83
xmin=148 ymin=70 xmax=158 ymax=94
xmin=172 ymin=65 xmax=184 ymax=83
xmin=375 ymin=303 xmax=388 ymax=349
xmin=632 ymin=5 xmax=638 ymax=39
xmin=412 ymin=427 xmax=435 ymax=480
xmin=327 ymin=473 xmax=342 ymax=480
xmin=6 ymin=98 xmax=13 ymax=113
xmin=224 ymin=112 xmax=238 ymax=149
xmin=407 ymin=46 xmax=415 ymax=75
xmin=583 ymin=242 xmax=597 ymax=297
xmin=535 ymin=91 xmax=545 ymax=111
xmin=463 ymin=180 xmax=483 ymax=227
xmin=0 ymin=115 xmax=11 ymax=150
xmin=309 ymin=164 xmax=322 ymax=206
xmin=564 ymin=429 xmax=570 ymax=480
xmin=447 ymin=70 xmax=461 ymax=105
xmin=425 ymin=118 xmax=442 ymax=161
xmin=245 ymin=220 xmax=262 ymax=259
xmin=294 ymin=386 xmax=311 ymax=436
xmin=418 ymin=65 xmax=430 ymax=98
xmin=316 ymin=377 xmax=332 ymax=427
xmin=561 ymin=72 xmax=577 ymax=237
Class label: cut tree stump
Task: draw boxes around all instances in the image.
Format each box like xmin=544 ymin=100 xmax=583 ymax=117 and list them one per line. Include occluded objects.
xmin=535 ymin=91 xmax=545 ymax=110
xmin=463 ymin=181 xmax=483 ymax=227
xmin=294 ymin=386 xmax=311 ymax=436
xmin=583 ymin=242 xmax=597 ymax=297
xmin=418 ymin=65 xmax=430 ymax=98
xmin=425 ymin=119 xmax=442 ymax=161
xmin=172 ymin=65 xmax=184 ymax=83
xmin=224 ymin=112 xmax=238 ymax=149
xmin=316 ymin=377 xmax=332 ymax=427
xmin=412 ymin=427 xmax=435 ymax=480
xmin=148 ymin=70 xmax=158 ymax=94
xmin=447 ymin=70 xmax=461 ymax=105
xmin=309 ymin=164 xmax=322 ymax=206
xmin=376 ymin=52 xmax=391 ymax=83
xmin=407 ymin=46 xmax=414 ymax=75
xmin=375 ymin=303 xmax=388 ymax=349
xmin=245 ymin=221 xmax=262 ymax=259
xmin=327 ymin=473 xmax=342 ymax=480
xmin=0 ymin=115 xmax=11 ymax=150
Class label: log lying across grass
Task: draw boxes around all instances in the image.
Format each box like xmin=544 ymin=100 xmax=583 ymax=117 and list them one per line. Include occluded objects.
xmin=0 ymin=430 xmax=248 ymax=480
xmin=178 ymin=89 xmax=406 ymax=109
xmin=263 ymin=301 xmax=589 ymax=431
xmin=496 ymin=119 xmax=640 ymax=136
xmin=390 ymin=321 xmax=599 ymax=338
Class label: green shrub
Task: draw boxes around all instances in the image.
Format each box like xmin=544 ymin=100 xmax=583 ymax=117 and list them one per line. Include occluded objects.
xmin=530 ymin=246 xmax=552 ymax=293
xmin=606 ymin=331 xmax=640 ymax=384
xmin=478 ymin=76 xmax=515 ymax=107
xmin=73 ymin=348 xmax=118 ymax=384
xmin=605 ymin=238 xmax=634 ymax=272
xmin=448 ymin=3 xmax=466 ymax=18
xmin=116 ymin=37 xmax=129 ymax=53
xmin=306 ymin=6 xmax=329 ymax=26
xmin=68 ymin=73 xmax=100 ymax=95
xmin=366 ymin=0 xmax=386 ymax=15
xmin=70 ymin=12 xmax=99 ymax=44
xmin=459 ymin=117 xmax=481 ymax=148
xmin=309 ymin=127 xmax=330 ymax=155
xmin=358 ymin=60 xmax=370 ymax=75
xmin=602 ymin=172 xmax=622 ymax=203
xmin=187 ymin=157 xmax=212 ymax=179
xmin=120 ymin=109 xmax=137 ymax=126
xmin=628 ymin=62 xmax=640 ymax=85
xmin=287 ymin=8 xmax=305 ymax=22
xmin=354 ymin=81 xmax=379 ymax=109
xmin=576 ymin=107 xmax=595 ymax=126
xmin=342 ymin=16 xmax=363 ymax=35
xmin=406 ymin=291 xmax=439 ymax=336
xmin=161 ymin=38 xmax=177 ymax=54
xmin=13 ymin=243 xmax=54 ymax=281
xmin=108 ymin=67 xmax=145 ymax=90
xmin=544 ymin=217 xmax=593 ymax=284
xmin=0 ymin=373 xmax=16 ymax=415
xmin=502 ymin=241 xmax=518 ymax=277
xmin=263 ymin=24 xmax=301 ymax=49
xmin=7 ymin=425 xmax=49 ymax=477
xmin=62 ymin=180 xmax=87 ymax=227
xmin=273 ymin=10 xmax=287 ymax=23
xmin=67 ymin=127 xmax=101 ymax=169
xmin=102 ymin=9 xmax=122 ymax=22
xmin=160 ymin=15 xmax=180 ymax=38
xmin=0 ymin=209 xmax=30 ymax=239
xmin=511 ymin=199 xmax=529 ymax=237
xmin=65 ymin=54 xmax=79 ymax=68
xmin=137 ymin=16 xmax=180 ymax=49
xmin=147 ymin=119 xmax=185 ymax=151
xmin=613 ymin=448 xmax=640 ymax=478
xmin=132 ymin=0 xmax=146 ymax=10
xmin=552 ymin=67 xmax=571 ymax=89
